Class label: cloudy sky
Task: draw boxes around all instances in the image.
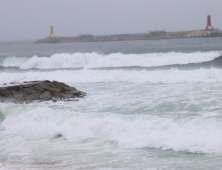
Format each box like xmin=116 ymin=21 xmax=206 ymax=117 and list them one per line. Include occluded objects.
xmin=0 ymin=0 xmax=221 ymax=41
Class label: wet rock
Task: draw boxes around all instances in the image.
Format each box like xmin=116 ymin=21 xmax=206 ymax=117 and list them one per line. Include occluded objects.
xmin=0 ymin=80 xmax=86 ymax=103
xmin=7 ymin=86 xmax=17 ymax=91
xmin=33 ymin=84 xmax=45 ymax=92
xmin=51 ymin=92 xmax=64 ymax=99
xmin=64 ymin=90 xmax=81 ymax=95
xmin=38 ymin=83 xmax=49 ymax=90
xmin=17 ymin=85 xmax=23 ymax=89
xmin=22 ymin=84 xmax=33 ymax=88
xmin=18 ymin=88 xmax=29 ymax=97
xmin=80 ymin=91 xmax=87 ymax=96
xmin=25 ymin=97 xmax=33 ymax=103
xmin=63 ymin=94 xmax=74 ymax=99
xmin=53 ymin=81 xmax=68 ymax=89
xmin=25 ymin=92 xmax=41 ymax=101
xmin=49 ymin=88 xmax=61 ymax=93
xmin=23 ymin=87 xmax=36 ymax=94
xmin=0 ymin=87 xmax=7 ymax=91
xmin=62 ymin=86 xmax=76 ymax=91
xmin=39 ymin=91 xmax=52 ymax=100
xmin=0 ymin=97 xmax=7 ymax=102
xmin=42 ymin=80 xmax=53 ymax=86
xmin=0 ymin=90 xmax=12 ymax=97
xmin=12 ymin=91 xmax=24 ymax=100
xmin=49 ymin=85 xmax=56 ymax=88
xmin=9 ymin=98 xmax=23 ymax=104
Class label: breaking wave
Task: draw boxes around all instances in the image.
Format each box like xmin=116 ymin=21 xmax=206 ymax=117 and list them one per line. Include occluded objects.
xmin=1 ymin=68 xmax=222 ymax=84
xmin=0 ymin=51 xmax=221 ymax=69
xmin=1 ymin=105 xmax=222 ymax=153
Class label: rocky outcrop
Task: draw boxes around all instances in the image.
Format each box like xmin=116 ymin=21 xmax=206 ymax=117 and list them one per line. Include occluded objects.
xmin=0 ymin=80 xmax=86 ymax=103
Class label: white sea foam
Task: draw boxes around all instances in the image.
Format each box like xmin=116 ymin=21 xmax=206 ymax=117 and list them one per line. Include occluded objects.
xmin=1 ymin=105 xmax=222 ymax=153
xmin=1 ymin=68 xmax=222 ymax=84
xmin=1 ymin=51 xmax=221 ymax=69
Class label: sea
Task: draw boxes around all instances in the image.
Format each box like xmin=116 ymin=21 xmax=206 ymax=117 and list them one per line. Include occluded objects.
xmin=0 ymin=38 xmax=222 ymax=170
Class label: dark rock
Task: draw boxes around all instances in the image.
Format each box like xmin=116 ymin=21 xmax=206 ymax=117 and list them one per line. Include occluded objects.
xmin=12 ymin=91 xmax=24 ymax=100
xmin=49 ymin=88 xmax=61 ymax=93
xmin=25 ymin=92 xmax=41 ymax=101
xmin=63 ymin=94 xmax=74 ymax=99
xmin=62 ymin=86 xmax=76 ymax=91
xmin=64 ymin=90 xmax=81 ymax=95
xmin=37 ymin=83 xmax=49 ymax=90
xmin=51 ymin=92 xmax=64 ymax=99
xmin=39 ymin=91 xmax=52 ymax=100
xmin=49 ymin=85 xmax=56 ymax=88
xmin=0 ymin=97 xmax=7 ymax=102
xmin=17 ymin=85 xmax=23 ymax=89
xmin=18 ymin=88 xmax=29 ymax=97
xmin=9 ymin=98 xmax=23 ymax=104
xmin=29 ymin=81 xmax=41 ymax=83
xmin=0 ymin=90 xmax=12 ymax=97
xmin=6 ymin=86 xmax=17 ymax=91
xmin=53 ymin=81 xmax=68 ymax=89
xmin=22 ymin=84 xmax=33 ymax=88
xmin=44 ymin=82 xmax=53 ymax=86
xmin=0 ymin=80 xmax=86 ymax=103
xmin=0 ymin=87 xmax=8 ymax=91
xmin=33 ymin=84 xmax=45 ymax=92
xmin=80 ymin=91 xmax=87 ymax=96
xmin=23 ymin=87 xmax=36 ymax=94
xmin=25 ymin=97 xmax=33 ymax=103
xmin=42 ymin=80 xmax=51 ymax=84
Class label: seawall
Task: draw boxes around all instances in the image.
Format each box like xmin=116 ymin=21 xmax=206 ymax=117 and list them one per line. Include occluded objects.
xmin=35 ymin=30 xmax=222 ymax=43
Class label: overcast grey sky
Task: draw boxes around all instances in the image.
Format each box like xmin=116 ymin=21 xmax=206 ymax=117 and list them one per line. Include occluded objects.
xmin=0 ymin=0 xmax=222 ymax=41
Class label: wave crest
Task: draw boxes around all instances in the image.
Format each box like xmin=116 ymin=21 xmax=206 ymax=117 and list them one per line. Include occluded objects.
xmin=1 ymin=106 xmax=222 ymax=153
xmin=1 ymin=68 xmax=222 ymax=84
xmin=1 ymin=51 xmax=221 ymax=69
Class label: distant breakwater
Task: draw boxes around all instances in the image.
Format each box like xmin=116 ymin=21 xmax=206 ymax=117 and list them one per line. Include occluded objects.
xmin=0 ymin=80 xmax=86 ymax=103
xmin=36 ymin=30 xmax=222 ymax=43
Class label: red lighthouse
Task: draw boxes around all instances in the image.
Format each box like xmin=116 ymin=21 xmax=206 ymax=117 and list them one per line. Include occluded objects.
xmin=205 ymin=15 xmax=214 ymax=30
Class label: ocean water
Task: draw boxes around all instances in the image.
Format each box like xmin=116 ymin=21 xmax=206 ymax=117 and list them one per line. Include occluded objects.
xmin=0 ymin=38 xmax=222 ymax=170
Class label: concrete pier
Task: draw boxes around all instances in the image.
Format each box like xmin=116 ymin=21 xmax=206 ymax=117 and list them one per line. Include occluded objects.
xmin=35 ymin=30 xmax=222 ymax=44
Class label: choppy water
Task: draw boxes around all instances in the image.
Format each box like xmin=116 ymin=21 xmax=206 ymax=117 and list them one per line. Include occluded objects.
xmin=1 ymin=38 xmax=222 ymax=170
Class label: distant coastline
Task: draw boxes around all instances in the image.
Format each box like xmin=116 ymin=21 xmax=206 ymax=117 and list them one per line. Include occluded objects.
xmin=36 ymin=30 xmax=222 ymax=44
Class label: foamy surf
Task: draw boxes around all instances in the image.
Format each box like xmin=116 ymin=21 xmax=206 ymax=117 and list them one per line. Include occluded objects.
xmin=2 ymin=39 xmax=222 ymax=170
xmin=1 ymin=68 xmax=222 ymax=84
xmin=1 ymin=105 xmax=222 ymax=153
xmin=0 ymin=51 xmax=221 ymax=69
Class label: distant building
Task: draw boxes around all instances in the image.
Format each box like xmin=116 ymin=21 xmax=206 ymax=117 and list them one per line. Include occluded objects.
xmin=148 ymin=31 xmax=166 ymax=35
xmin=78 ymin=34 xmax=93 ymax=38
